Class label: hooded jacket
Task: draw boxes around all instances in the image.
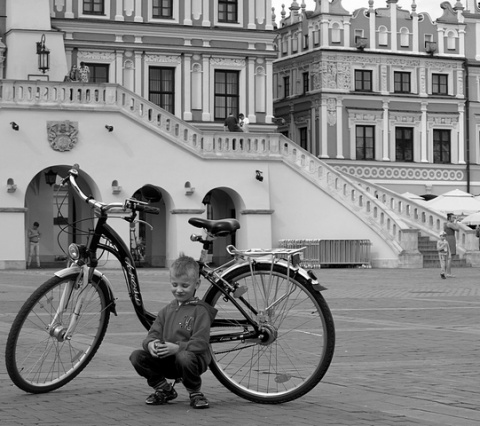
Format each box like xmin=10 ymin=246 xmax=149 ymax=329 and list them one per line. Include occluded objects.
xmin=142 ymin=298 xmax=217 ymax=366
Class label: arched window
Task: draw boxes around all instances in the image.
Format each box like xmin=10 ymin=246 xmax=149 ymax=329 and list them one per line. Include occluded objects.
xmin=332 ymin=22 xmax=341 ymax=43
xmin=447 ymin=31 xmax=456 ymax=50
xmin=379 ymin=26 xmax=388 ymax=46
xmin=400 ymin=27 xmax=409 ymax=47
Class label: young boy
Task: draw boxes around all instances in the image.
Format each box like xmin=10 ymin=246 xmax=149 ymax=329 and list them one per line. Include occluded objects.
xmin=437 ymin=231 xmax=450 ymax=279
xmin=130 ymin=254 xmax=217 ymax=409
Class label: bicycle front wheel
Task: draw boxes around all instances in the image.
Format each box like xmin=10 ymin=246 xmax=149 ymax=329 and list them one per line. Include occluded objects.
xmin=205 ymin=262 xmax=335 ymax=404
xmin=5 ymin=273 xmax=110 ymax=393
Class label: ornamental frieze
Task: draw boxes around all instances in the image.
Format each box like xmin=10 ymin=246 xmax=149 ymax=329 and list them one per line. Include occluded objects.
xmin=47 ymin=121 xmax=78 ymax=152
xmin=334 ymin=165 xmax=464 ymax=182
xmin=210 ymin=58 xmax=245 ymax=67
xmin=77 ymin=51 xmax=115 ymax=61
xmin=145 ymin=54 xmax=181 ymax=63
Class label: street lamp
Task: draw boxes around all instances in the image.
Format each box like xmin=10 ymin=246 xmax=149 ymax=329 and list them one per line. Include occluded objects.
xmin=36 ymin=34 xmax=50 ymax=74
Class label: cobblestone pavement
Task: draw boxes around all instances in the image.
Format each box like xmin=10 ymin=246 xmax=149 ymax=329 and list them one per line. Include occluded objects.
xmin=0 ymin=267 xmax=479 ymax=426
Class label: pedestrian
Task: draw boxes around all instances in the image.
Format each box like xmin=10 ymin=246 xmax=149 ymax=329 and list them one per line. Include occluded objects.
xmin=77 ymin=61 xmax=90 ymax=82
xmin=443 ymin=213 xmax=459 ymax=277
xmin=223 ymin=111 xmax=242 ymax=132
xmin=476 ymin=225 xmax=480 ymax=249
xmin=27 ymin=221 xmax=41 ymax=268
xmin=437 ymin=231 xmax=450 ymax=279
xmin=64 ymin=64 xmax=78 ymax=82
xmin=130 ymin=253 xmax=217 ymax=409
xmin=238 ymin=113 xmax=249 ymax=132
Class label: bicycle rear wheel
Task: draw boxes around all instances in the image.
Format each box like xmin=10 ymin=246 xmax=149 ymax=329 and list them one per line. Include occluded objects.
xmin=204 ymin=262 xmax=335 ymax=404
xmin=5 ymin=273 xmax=110 ymax=393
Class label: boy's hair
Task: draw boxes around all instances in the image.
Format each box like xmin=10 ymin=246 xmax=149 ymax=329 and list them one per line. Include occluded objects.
xmin=170 ymin=253 xmax=199 ymax=280
xmin=33 ymin=222 xmax=39 ymax=227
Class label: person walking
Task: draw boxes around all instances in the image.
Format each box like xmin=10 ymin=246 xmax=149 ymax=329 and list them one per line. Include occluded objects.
xmin=27 ymin=222 xmax=41 ymax=268
xmin=437 ymin=231 xmax=450 ymax=279
xmin=443 ymin=213 xmax=459 ymax=278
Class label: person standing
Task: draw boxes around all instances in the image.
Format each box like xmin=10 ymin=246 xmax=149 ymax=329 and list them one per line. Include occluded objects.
xmin=27 ymin=222 xmax=41 ymax=268
xmin=238 ymin=113 xmax=249 ymax=132
xmin=443 ymin=213 xmax=459 ymax=278
xmin=223 ymin=112 xmax=242 ymax=132
xmin=78 ymin=62 xmax=90 ymax=83
xmin=437 ymin=231 xmax=450 ymax=279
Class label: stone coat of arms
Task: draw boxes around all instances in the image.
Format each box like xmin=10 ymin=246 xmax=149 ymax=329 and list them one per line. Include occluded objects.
xmin=47 ymin=121 xmax=78 ymax=151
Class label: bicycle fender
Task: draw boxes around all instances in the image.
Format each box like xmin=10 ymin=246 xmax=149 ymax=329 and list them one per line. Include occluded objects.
xmin=220 ymin=259 xmax=327 ymax=292
xmin=54 ymin=267 xmax=117 ymax=315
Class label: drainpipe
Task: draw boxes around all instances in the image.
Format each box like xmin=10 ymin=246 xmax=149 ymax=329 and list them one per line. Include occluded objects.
xmin=464 ymin=59 xmax=471 ymax=193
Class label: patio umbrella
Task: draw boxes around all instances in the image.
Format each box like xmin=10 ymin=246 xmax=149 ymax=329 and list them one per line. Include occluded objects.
xmin=425 ymin=189 xmax=480 ymax=216
xmin=461 ymin=211 xmax=480 ymax=226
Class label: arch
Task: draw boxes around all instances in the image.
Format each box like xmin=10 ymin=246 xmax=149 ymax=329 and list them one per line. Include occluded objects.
xmin=378 ymin=25 xmax=388 ymax=46
xmin=400 ymin=27 xmax=409 ymax=47
xmin=331 ymin=22 xmax=341 ymax=43
xmin=446 ymin=30 xmax=456 ymax=50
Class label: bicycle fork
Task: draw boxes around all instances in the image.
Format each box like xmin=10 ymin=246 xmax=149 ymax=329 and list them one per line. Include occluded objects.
xmin=47 ymin=264 xmax=90 ymax=342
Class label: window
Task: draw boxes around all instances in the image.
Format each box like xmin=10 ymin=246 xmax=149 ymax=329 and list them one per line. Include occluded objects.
xmin=299 ymin=128 xmax=308 ymax=150
xmin=432 ymin=74 xmax=448 ymax=95
xmin=394 ymin=72 xmax=411 ymax=93
xmin=355 ymin=70 xmax=372 ymax=92
xmin=433 ymin=129 xmax=451 ymax=164
xmin=85 ymin=64 xmax=109 ymax=83
xmin=149 ymin=67 xmax=175 ymax=113
xmin=152 ymin=0 xmax=173 ymax=19
xmin=283 ymin=76 xmax=290 ymax=98
xmin=400 ymin=28 xmax=410 ymax=47
xmin=218 ymin=0 xmax=238 ymax=23
xmin=303 ymin=72 xmax=309 ymax=94
xmin=83 ymin=0 xmax=104 ymax=15
xmin=378 ymin=26 xmax=388 ymax=46
xmin=395 ymin=127 xmax=413 ymax=162
xmin=356 ymin=125 xmax=375 ymax=160
xmin=214 ymin=70 xmax=239 ymax=120
xmin=447 ymin=31 xmax=456 ymax=50
xmin=332 ymin=23 xmax=341 ymax=43
xmin=303 ymin=34 xmax=309 ymax=49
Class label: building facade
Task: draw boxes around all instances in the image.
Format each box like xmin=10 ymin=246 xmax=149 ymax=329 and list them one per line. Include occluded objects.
xmin=273 ymin=0 xmax=480 ymax=197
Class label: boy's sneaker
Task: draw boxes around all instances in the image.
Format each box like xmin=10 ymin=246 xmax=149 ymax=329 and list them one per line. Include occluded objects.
xmin=145 ymin=384 xmax=178 ymax=405
xmin=189 ymin=392 xmax=209 ymax=409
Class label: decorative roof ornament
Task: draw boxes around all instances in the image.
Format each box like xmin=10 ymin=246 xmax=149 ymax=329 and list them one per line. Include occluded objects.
xmin=411 ymin=0 xmax=417 ymax=14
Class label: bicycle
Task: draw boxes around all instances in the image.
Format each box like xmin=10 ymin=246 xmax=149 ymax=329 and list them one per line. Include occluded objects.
xmin=5 ymin=166 xmax=335 ymax=404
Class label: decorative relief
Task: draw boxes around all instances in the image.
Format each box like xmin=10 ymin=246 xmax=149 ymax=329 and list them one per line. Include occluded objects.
xmin=210 ymin=58 xmax=245 ymax=67
xmin=192 ymin=63 xmax=202 ymax=73
xmin=145 ymin=54 xmax=181 ymax=63
xmin=47 ymin=121 xmax=78 ymax=152
xmin=78 ymin=51 xmax=115 ymax=61
xmin=334 ymin=165 xmax=464 ymax=182
xmin=427 ymin=116 xmax=459 ymax=127
xmin=326 ymin=98 xmax=337 ymax=126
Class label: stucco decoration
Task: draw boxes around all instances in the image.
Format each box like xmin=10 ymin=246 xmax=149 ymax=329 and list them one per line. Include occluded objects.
xmin=327 ymin=98 xmax=337 ymax=126
xmin=47 ymin=121 xmax=78 ymax=152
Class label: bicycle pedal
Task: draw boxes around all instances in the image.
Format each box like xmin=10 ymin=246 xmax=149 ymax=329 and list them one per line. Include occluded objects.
xmin=233 ymin=286 xmax=248 ymax=298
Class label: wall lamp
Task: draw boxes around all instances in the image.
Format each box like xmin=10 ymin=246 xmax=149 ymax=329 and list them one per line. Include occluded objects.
xmin=7 ymin=178 xmax=17 ymax=193
xmin=36 ymin=34 xmax=50 ymax=74
xmin=44 ymin=169 xmax=57 ymax=186
xmin=256 ymin=170 xmax=264 ymax=182
xmin=10 ymin=122 xmax=19 ymax=131
xmin=185 ymin=181 xmax=195 ymax=196
xmin=105 ymin=125 xmax=114 ymax=132
xmin=112 ymin=180 xmax=122 ymax=194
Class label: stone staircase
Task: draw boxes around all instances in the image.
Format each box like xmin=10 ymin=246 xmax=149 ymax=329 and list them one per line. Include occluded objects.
xmin=418 ymin=235 xmax=469 ymax=268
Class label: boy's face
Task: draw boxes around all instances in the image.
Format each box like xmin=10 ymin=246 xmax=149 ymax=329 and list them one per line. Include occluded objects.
xmin=170 ymin=272 xmax=199 ymax=303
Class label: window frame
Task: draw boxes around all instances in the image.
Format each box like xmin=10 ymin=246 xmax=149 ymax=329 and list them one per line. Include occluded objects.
xmin=303 ymin=72 xmax=309 ymax=94
xmin=152 ymin=0 xmax=173 ymax=19
xmin=82 ymin=0 xmax=105 ymax=15
xmin=433 ymin=129 xmax=451 ymax=164
xmin=432 ymin=74 xmax=448 ymax=95
xmin=214 ymin=70 xmax=240 ymax=121
xmin=356 ymin=125 xmax=375 ymax=160
xmin=395 ymin=127 xmax=414 ymax=162
xmin=148 ymin=66 xmax=175 ymax=114
xmin=283 ymin=76 xmax=290 ymax=98
xmin=394 ymin=71 xmax=411 ymax=94
xmin=355 ymin=69 xmax=373 ymax=92
xmin=84 ymin=63 xmax=109 ymax=83
xmin=218 ymin=0 xmax=238 ymax=23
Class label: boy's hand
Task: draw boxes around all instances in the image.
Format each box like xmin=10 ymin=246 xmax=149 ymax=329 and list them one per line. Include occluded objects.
xmin=154 ymin=341 xmax=179 ymax=358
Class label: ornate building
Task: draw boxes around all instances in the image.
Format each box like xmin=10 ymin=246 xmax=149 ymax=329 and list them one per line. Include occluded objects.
xmin=273 ymin=0 xmax=480 ymax=196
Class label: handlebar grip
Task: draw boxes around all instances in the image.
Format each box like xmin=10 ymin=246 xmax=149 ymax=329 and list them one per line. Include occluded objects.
xmin=136 ymin=205 xmax=160 ymax=215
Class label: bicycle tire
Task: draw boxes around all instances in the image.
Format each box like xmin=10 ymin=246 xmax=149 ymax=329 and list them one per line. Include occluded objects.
xmin=5 ymin=273 xmax=110 ymax=394
xmin=205 ymin=262 xmax=335 ymax=404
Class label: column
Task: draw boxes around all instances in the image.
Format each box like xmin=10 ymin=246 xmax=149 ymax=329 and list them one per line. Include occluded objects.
xmin=134 ymin=51 xmax=142 ymax=96
xmin=248 ymin=0 xmax=256 ymax=29
xmin=184 ymin=55 xmax=192 ymax=121
xmin=421 ymin=102 xmax=428 ymax=162
xmin=115 ymin=51 xmax=123 ymax=84
xmin=265 ymin=59 xmax=274 ymax=123
xmin=247 ymin=57 xmax=255 ymax=122
xmin=65 ymin=0 xmax=74 ymax=18
xmin=320 ymin=98 xmax=329 ymax=158
xmin=311 ymin=102 xmax=317 ymax=156
xmin=184 ymin=0 xmax=192 ymax=25
xmin=458 ymin=103 xmax=465 ymax=164
xmin=382 ymin=101 xmax=390 ymax=161
xmin=203 ymin=0 xmax=210 ymax=27
xmin=336 ymin=98 xmax=344 ymax=159
xmin=202 ymin=55 xmax=211 ymax=121
xmin=115 ymin=0 xmax=124 ymax=21
xmin=134 ymin=0 xmax=143 ymax=22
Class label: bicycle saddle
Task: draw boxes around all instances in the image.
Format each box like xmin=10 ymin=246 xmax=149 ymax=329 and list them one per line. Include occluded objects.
xmin=188 ymin=218 xmax=240 ymax=237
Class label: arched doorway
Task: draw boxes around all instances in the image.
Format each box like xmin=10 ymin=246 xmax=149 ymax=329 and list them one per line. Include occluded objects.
xmin=202 ymin=187 xmax=238 ymax=266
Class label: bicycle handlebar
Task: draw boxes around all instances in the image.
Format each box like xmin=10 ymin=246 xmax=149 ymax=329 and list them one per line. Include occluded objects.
xmin=63 ymin=167 xmax=160 ymax=216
